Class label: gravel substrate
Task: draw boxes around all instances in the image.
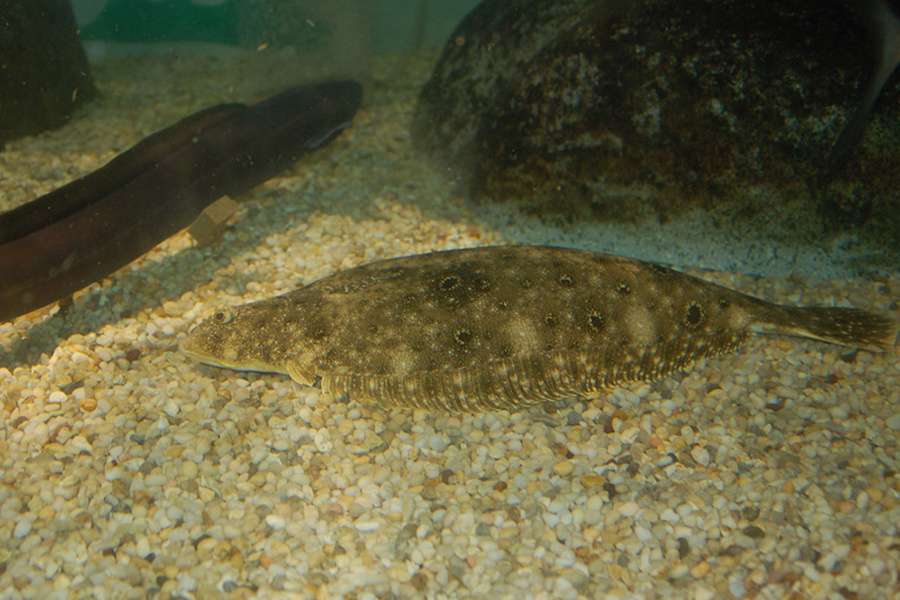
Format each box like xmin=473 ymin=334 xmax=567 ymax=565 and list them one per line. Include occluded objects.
xmin=1 ymin=51 xmax=899 ymax=600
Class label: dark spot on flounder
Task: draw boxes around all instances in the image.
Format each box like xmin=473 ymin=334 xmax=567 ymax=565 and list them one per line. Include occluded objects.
xmin=182 ymin=245 xmax=898 ymax=413
xmin=685 ymin=303 xmax=705 ymax=329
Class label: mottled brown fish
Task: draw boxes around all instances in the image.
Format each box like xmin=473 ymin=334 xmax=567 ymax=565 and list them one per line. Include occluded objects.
xmin=181 ymin=246 xmax=898 ymax=412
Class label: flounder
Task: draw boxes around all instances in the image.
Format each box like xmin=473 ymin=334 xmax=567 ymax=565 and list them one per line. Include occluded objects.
xmin=181 ymin=245 xmax=898 ymax=412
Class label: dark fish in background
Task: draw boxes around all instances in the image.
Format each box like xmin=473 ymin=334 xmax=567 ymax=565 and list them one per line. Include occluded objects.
xmin=0 ymin=103 xmax=245 ymax=245
xmin=0 ymin=80 xmax=363 ymax=323
xmin=830 ymin=0 xmax=900 ymax=162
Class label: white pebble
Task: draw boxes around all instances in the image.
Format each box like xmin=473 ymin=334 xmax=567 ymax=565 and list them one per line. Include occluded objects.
xmin=354 ymin=520 xmax=380 ymax=532
xmin=314 ymin=429 xmax=333 ymax=453
xmin=635 ymin=525 xmax=653 ymax=542
xmin=266 ymin=514 xmax=287 ymax=530
xmin=162 ymin=400 xmax=180 ymax=417
xmin=48 ymin=390 xmax=67 ymax=404
xmin=729 ymin=573 xmax=747 ymax=598
xmin=13 ymin=519 xmax=32 ymax=538
xmin=428 ymin=434 xmax=448 ymax=452
xmin=66 ymin=435 xmax=92 ymax=455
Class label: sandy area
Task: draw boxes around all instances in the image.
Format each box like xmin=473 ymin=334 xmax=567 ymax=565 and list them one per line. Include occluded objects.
xmin=1 ymin=51 xmax=898 ymax=599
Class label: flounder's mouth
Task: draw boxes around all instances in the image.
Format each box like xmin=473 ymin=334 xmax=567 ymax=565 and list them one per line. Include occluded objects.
xmin=178 ymin=337 xmax=220 ymax=366
xmin=179 ymin=336 xmax=284 ymax=375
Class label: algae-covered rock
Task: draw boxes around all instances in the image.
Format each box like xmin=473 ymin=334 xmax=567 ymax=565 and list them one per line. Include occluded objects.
xmin=412 ymin=0 xmax=900 ymax=233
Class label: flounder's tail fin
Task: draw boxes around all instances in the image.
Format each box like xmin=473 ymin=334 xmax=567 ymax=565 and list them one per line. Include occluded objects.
xmin=753 ymin=305 xmax=899 ymax=352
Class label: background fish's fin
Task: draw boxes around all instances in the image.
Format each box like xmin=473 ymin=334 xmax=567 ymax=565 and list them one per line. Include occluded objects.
xmin=829 ymin=0 xmax=900 ymax=162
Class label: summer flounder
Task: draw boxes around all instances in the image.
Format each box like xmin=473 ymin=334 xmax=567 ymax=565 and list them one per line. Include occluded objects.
xmin=180 ymin=245 xmax=898 ymax=412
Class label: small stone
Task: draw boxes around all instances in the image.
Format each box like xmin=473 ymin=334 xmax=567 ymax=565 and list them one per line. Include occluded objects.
xmin=314 ymin=429 xmax=333 ymax=453
xmin=691 ymin=561 xmax=711 ymax=578
xmin=886 ymin=413 xmax=900 ymax=431
xmin=65 ymin=435 xmax=92 ymax=455
xmin=581 ymin=474 xmax=605 ymax=487
xmin=635 ymin=525 xmax=653 ymax=542
xmin=410 ymin=570 xmax=428 ymax=591
xmin=553 ymin=460 xmax=575 ymax=477
xmin=354 ymin=520 xmax=380 ymax=532
xmin=428 ymin=434 xmax=448 ymax=452
xmin=693 ymin=587 xmax=716 ymax=600
xmin=266 ymin=514 xmax=286 ymax=530
xmin=619 ymin=501 xmax=640 ymax=518
xmin=560 ymin=567 xmax=589 ymax=589
xmin=690 ymin=446 xmax=710 ymax=467
xmin=48 ymin=390 xmax=67 ymax=404
xmin=182 ymin=461 xmax=199 ymax=479
xmin=13 ymin=519 xmax=32 ymax=538
xmin=743 ymin=525 xmax=765 ymax=539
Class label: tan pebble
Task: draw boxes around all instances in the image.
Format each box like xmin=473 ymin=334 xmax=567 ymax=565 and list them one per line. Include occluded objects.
xmin=410 ymin=570 xmax=428 ymax=592
xmin=607 ymin=563 xmax=625 ymax=582
xmin=838 ymin=500 xmax=855 ymax=513
xmin=268 ymin=540 xmax=290 ymax=557
xmin=619 ymin=501 xmax=640 ymax=517
xmin=601 ymin=528 xmax=621 ymax=545
xmin=782 ymin=480 xmax=795 ymax=494
xmin=581 ymin=474 xmax=606 ymax=487
xmin=748 ymin=569 xmax=767 ymax=586
xmin=693 ymin=587 xmax=716 ymax=600
xmin=390 ymin=563 xmax=413 ymax=583
xmin=196 ymin=537 xmax=218 ymax=554
xmin=553 ymin=460 xmax=575 ymax=477
xmin=211 ymin=540 xmax=232 ymax=559
xmin=79 ymin=397 xmax=98 ymax=412
xmin=867 ymin=487 xmax=884 ymax=503
xmin=182 ymin=461 xmax=199 ymax=479
xmin=691 ymin=561 xmax=711 ymax=578
xmin=775 ymin=339 xmax=793 ymax=351
xmin=38 ymin=505 xmax=54 ymax=520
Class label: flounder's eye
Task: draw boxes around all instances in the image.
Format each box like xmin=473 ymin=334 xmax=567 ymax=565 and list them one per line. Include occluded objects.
xmin=214 ymin=309 xmax=233 ymax=324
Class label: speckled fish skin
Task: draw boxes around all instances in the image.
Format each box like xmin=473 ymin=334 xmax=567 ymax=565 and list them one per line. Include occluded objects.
xmin=181 ymin=245 xmax=898 ymax=412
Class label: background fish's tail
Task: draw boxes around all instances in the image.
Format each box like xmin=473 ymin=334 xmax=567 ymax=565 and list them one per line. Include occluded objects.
xmin=753 ymin=304 xmax=899 ymax=352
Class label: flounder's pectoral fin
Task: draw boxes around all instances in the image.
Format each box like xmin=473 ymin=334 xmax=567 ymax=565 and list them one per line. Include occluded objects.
xmin=285 ymin=358 xmax=318 ymax=387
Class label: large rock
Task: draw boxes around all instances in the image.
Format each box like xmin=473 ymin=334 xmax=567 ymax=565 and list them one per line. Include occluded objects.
xmin=0 ymin=0 xmax=98 ymax=147
xmin=412 ymin=0 xmax=900 ymax=233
